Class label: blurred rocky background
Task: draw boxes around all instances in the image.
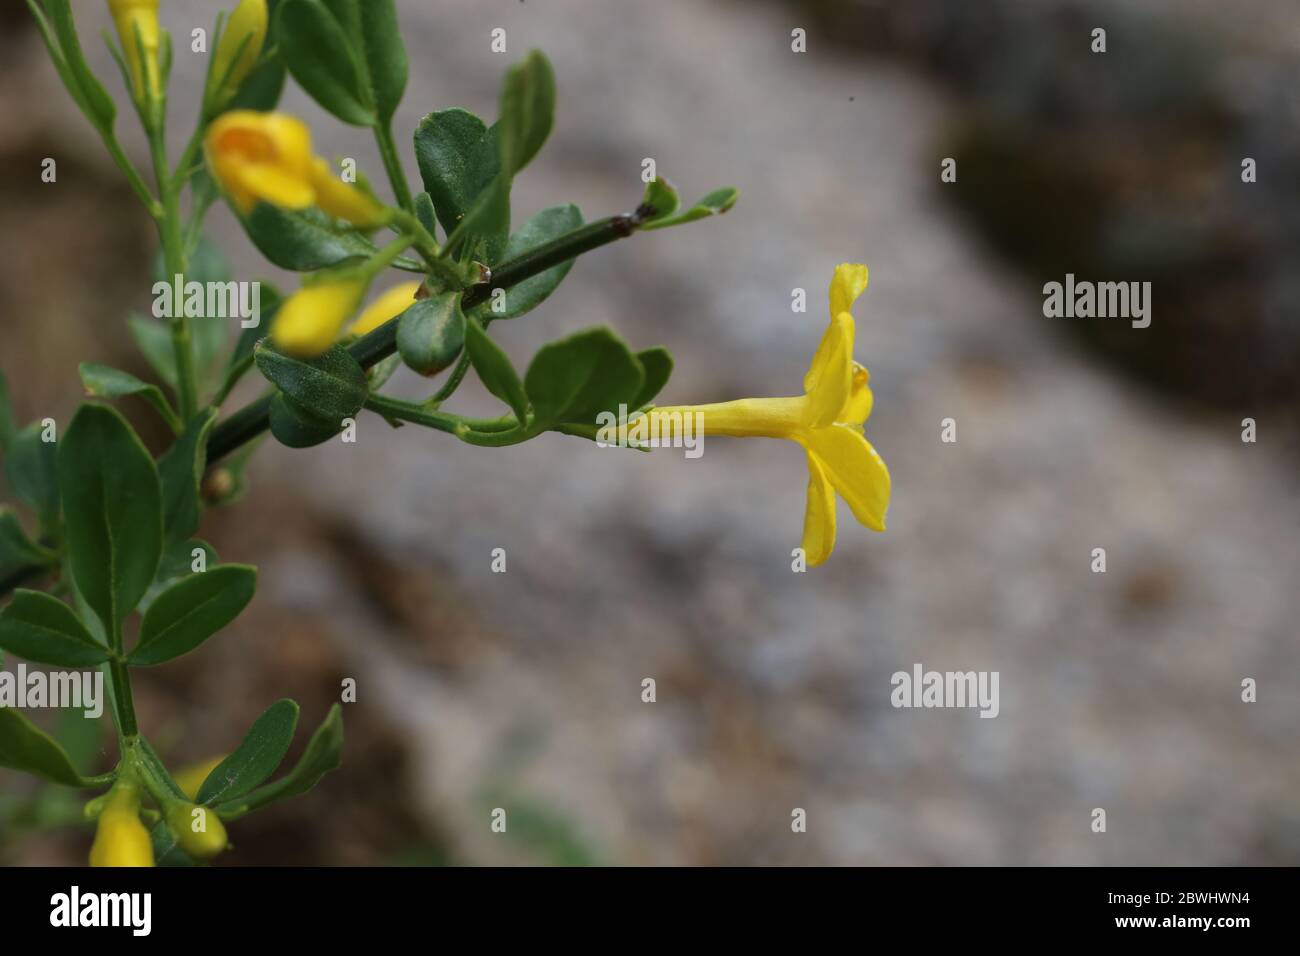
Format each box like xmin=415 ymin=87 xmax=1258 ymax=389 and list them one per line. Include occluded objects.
xmin=1 ymin=0 xmax=1297 ymax=865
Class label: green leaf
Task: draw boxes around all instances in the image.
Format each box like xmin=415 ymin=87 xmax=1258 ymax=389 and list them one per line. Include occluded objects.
xmin=242 ymin=204 xmax=380 ymax=271
xmin=0 ymin=707 xmax=95 ymax=787
xmin=0 ymin=369 xmax=14 ymax=451
xmin=255 ymin=342 xmax=369 ymax=424
xmin=638 ymin=176 xmax=680 ymax=221
xmin=267 ymin=393 xmax=344 ymax=448
xmin=31 ymin=0 xmax=116 ymax=135
xmin=156 ymin=410 xmax=219 ymax=547
xmin=412 ymin=190 xmax=436 ymax=235
xmin=445 ymin=175 xmax=511 ymax=263
xmin=0 ymin=508 xmax=56 ymax=584
xmin=130 ymin=564 xmax=256 ymax=666
xmin=497 ymin=50 xmax=556 ymax=175
xmin=366 ymin=352 xmax=403 ymax=393
xmin=0 ymin=589 xmax=107 ymax=667
xmin=277 ymin=0 xmax=375 ymax=126
xmin=213 ymin=705 xmax=343 ymax=817
xmin=396 ymin=293 xmax=466 ymax=376
xmin=141 ymin=538 xmax=218 ymax=613
xmin=478 ymin=204 xmax=583 ymax=320
xmin=413 ymin=109 xmax=501 ymax=243
xmin=5 ymin=422 xmax=60 ymax=531
xmin=79 ymin=363 xmax=182 ymax=434
xmin=525 ymin=328 xmax=645 ymax=428
xmin=632 ymin=347 xmax=673 ymax=408
xmin=58 ymin=405 xmax=163 ymax=631
xmin=464 ymin=319 xmax=528 ymax=422
xmin=640 ymin=186 xmax=739 ymax=231
xmin=356 ymin=0 xmax=406 ymax=124
xmin=127 ymin=314 xmax=179 ymax=390
xmin=197 ymin=699 xmax=300 ymax=805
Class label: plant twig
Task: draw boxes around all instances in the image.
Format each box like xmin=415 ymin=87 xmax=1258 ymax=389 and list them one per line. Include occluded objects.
xmin=206 ymin=213 xmax=639 ymax=461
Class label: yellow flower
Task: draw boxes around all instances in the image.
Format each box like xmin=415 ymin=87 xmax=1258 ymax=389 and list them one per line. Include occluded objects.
xmin=164 ymin=801 xmax=229 ymax=860
xmin=173 ymin=755 xmax=225 ymax=800
xmin=272 ymin=275 xmax=370 ymax=357
xmin=204 ymin=111 xmax=389 ymax=227
xmin=651 ymin=264 xmax=889 ymax=566
xmin=349 ymin=281 xmax=422 ymax=336
xmin=108 ymin=0 xmax=161 ymax=101
xmin=209 ymin=0 xmax=268 ymax=107
xmin=89 ymin=782 xmax=154 ymax=868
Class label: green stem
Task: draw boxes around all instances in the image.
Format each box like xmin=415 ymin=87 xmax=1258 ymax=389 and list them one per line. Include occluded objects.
xmin=374 ymin=121 xmax=414 ymax=212
xmin=107 ymin=657 xmax=138 ymax=740
xmin=104 ymin=133 xmax=162 ymax=218
xmin=206 ymin=212 xmax=640 ymax=462
xmin=149 ymin=130 xmax=199 ymax=421
xmin=364 ymin=394 xmax=461 ymax=435
xmin=364 ymin=395 xmax=529 ymax=445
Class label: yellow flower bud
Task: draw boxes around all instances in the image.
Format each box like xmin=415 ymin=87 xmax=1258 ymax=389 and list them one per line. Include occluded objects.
xmin=204 ymin=111 xmax=392 ymax=227
xmin=89 ymin=783 xmax=154 ymax=868
xmin=165 ymin=801 xmax=229 ymax=860
xmin=209 ymin=0 xmax=268 ymax=108
xmin=349 ymin=281 xmax=422 ymax=336
xmin=272 ymin=276 xmax=370 ymax=357
xmin=309 ymin=159 xmax=391 ymax=229
xmin=108 ymin=0 xmax=162 ymax=101
xmin=173 ymin=755 xmax=226 ymax=800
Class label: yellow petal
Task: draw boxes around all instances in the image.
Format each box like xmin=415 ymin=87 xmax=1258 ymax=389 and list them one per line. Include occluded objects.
xmin=803 ymin=424 xmax=889 ymax=532
xmin=350 ymin=282 xmax=422 ymax=336
xmin=800 ymin=452 xmax=836 ymax=566
xmin=838 ymin=362 xmax=873 ymax=425
xmin=802 ymin=311 xmax=855 ymax=428
xmin=272 ymin=277 xmax=368 ymax=357
xmin=829 ymin=262 xmax=869 ymax=319
xmin=231 ymin=163 xmax=315 ymax=211
xmin=309 ymin=159 xmax=389 ymax=228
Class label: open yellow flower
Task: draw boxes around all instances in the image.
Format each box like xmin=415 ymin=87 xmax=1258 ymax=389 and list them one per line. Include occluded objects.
xmin=204 ymin=111 xmax=389 ymax=228
xmin=349 ymin=281 xmax=423 ymax=336
xmin=208 ymin=0 xmax=268 ymax=108
xmin=89 ymin=781 xmax=154 ymax=868
xmin=272 ymin=275 xmax=370 ymax=357
xmin=652 ymin=264 xmax=889 ymax=566
xmin=108 ymin=0 xmax=161 ymax=101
